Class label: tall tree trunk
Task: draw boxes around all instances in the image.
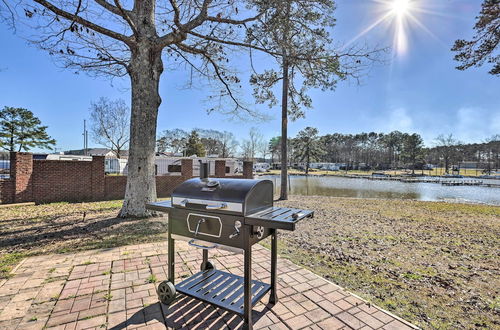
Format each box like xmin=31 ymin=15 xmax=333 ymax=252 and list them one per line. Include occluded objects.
xmin=9 ymin=127 xmax=14 ymax=152
xmin=119 ymin=44 xmax=163 ymax=217
xmin=279 ymin=60 xmax=289 ymax=200
xmin=305 ymin=149 xmax=310 ymax=175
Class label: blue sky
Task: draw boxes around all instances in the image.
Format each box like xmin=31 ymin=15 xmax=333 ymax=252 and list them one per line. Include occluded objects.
xmin=0 ymin=0 xmax=498 ymax=153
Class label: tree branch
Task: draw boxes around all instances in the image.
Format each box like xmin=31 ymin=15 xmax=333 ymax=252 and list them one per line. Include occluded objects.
xmin=206 ymin=13 xmax=262 ymax=25
xmin=158 ymin=0 xmax=212 ymax=47
xmin=177 ymin=42 xmax=250 ymax=114
xmin=113 ymin=0 xmax=137 ymax=35
xmin=34 ymin=0 xmax=132 ymax=44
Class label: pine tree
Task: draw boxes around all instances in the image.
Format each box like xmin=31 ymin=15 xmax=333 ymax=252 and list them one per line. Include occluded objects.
xmin=0 ymin=106 xmax=56 ymax=152
xmin=293 ymin=127 xmax=323 ymax=175
xmin=452 ymin=0 xmax=500 ymax=75
xmin=184 ymin=131 xmax=206 ymax=157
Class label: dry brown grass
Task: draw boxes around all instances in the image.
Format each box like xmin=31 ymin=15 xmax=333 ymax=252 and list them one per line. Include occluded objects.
xmin=271 ymin=196 xmax=500 ymax=329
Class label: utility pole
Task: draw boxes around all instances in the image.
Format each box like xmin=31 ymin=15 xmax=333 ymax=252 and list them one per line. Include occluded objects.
xmin=83 ymin=120 xmax=89 ymax=156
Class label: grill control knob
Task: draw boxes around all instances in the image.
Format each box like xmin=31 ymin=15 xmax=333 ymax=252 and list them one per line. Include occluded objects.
xmin=229 ymin=220 xmax=241 ymax=239
xmin=255 ymin=226 xmax=265 ymax=239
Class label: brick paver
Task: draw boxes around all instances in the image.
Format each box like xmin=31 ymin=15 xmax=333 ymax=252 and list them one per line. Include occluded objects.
xmin=0 ymin=241 xmax=418 ymax=329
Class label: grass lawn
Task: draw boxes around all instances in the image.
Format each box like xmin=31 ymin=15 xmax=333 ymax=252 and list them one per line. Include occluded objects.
xmin=0 ymin=200 xmax=167 ymax=279
xmin=1 ymin=197 xmax=499 ymax=328
xmin=269 ymin=196 xmax=500 ymax=329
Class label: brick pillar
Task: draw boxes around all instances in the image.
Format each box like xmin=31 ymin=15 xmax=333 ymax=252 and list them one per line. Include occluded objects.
xmin=181 ymin=159 xmax=193 ymax=178
xmin=243 ymin=161 xmax=253 ymax=179
xmin=11 ymin=152 xmax=33 ymax=203
xmin=0 ymin=180 xmax=14 ymax=204
xmin=91 ymin=156 xmax=105 ymax=201
xmin=215 ymin=160 xmax=226 ymax=177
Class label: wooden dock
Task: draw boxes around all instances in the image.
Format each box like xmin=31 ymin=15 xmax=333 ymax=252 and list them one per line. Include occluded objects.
xmin=441 ymin=180 xmax=483 ymax=186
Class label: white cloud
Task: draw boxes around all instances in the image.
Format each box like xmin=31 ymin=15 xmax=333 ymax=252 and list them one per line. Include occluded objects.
xmin=386 ymin=107 xmax=413 ymax=132
xmin=455 ymin=107 xmax=499 ymax=143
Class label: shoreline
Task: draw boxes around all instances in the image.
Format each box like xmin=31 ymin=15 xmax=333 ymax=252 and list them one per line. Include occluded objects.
xmin=273 ymin=194 xmax=500 ymax=207
xmin=257 ymin=171 xmax=500 ymax=181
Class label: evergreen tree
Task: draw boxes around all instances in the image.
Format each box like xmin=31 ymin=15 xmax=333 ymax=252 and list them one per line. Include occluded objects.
xmin=293 ymin=127 xmax=323 ymax=175
xmin=452 ymin=0 xmax=500 ymax=75
xmin=401 ymin=133 xmax=425 ymax=174
xmin=184 ymin=131 xmax=206 ymax=157
xmin=0 ymin=106 xmax=56 ymax=152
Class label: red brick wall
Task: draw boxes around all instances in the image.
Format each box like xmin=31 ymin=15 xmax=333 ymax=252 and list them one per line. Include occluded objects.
xmin=32 ymin=159 xmax=95 ymax=203
xmin=91 ymin=156 xmax=105 ymax=201
xmin=0 ymin=179 xmax=14 ymax=204
xmin=12 ymin=152 xmax=33 ymax=202
xmin=215 ymin=160 xmax=226 ymax=177
xmin=181 ymin=159 xmax=193 ymax=177
xmin=243 ymin=161 xmax=254 ymax=179
xmin=104 ymin=175 xmax=127 ymax=200
xmin=156 ymin=176 xmax=187 ymax=197
xmin=0 ymin=153 xmax=254 ymax=204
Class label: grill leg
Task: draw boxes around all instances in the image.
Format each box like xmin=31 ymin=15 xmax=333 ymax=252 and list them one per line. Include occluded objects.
xmin=269 ymin=229 xmax=278 ymax=305
xmin=243 ymin=226 xmax=253 ymax=330
xmin=168 ymin=219 xmax=175 ymax=284
xmin=201 ymin=249 xmax=208 ymax=269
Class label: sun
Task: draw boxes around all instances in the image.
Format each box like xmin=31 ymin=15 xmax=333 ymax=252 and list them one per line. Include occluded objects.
xmin=344 ymin=0 xmax=438 ymax=57
xmin=391 ymin=0 xmax=412 ymax=16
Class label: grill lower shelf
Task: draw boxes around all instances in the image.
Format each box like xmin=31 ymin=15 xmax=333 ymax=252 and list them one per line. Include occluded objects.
xmin=176 ymin=269 xmax=271 ymax=315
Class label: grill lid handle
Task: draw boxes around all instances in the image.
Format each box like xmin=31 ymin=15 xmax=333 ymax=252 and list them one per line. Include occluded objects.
xmin=205 ymin=202 xmax=227 ymax=210
xmin=176 ymin=199 xmax=228 ymax=210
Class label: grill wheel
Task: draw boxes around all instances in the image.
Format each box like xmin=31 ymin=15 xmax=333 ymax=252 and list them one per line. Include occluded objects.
xmin=157 ymin=281 xmax=176 ymax=305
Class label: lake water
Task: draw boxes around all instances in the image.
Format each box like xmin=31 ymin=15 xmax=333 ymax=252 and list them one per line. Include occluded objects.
xmin=261 ymin=175 xmax=500 ymax=206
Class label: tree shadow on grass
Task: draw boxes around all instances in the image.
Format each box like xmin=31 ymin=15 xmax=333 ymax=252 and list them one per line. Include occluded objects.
xmin=109 ymin=295 xmax=272 ymax=329
xmin=0 ymin=216 xmax=167 ymax=252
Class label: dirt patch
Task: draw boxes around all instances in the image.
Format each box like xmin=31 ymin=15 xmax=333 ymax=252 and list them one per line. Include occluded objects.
xmin=272 ymin=196 xmax=500 ymax=329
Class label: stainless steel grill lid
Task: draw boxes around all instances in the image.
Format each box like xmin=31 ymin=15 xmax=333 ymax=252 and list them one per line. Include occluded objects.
xmin=171 ymin=178 xmax=273 ymax=215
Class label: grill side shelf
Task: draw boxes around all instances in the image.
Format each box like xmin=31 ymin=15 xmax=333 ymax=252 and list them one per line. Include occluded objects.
xmin=175 ymin=269 xmax=271 ymax=315
xmin=146 ymin=200 xmax=173 ymax=212
xmin=245 ymin=207 xmax=314 ymax=230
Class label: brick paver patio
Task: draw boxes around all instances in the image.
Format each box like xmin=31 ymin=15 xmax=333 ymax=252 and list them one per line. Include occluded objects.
xmin=0 ymin=242 xmax=417 ymax=329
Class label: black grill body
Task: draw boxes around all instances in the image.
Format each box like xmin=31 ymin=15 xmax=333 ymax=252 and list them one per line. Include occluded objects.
xmin=146 ymin=177 xmax=313 ymax=330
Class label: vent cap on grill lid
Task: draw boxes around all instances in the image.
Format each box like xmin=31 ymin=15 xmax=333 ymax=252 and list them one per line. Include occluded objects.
xmin=206 ymin=180 xmax=220 ymax=188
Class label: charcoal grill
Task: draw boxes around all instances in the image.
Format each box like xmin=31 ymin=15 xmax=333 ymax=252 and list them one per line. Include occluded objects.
xmin=146 ymin=163 xmax=313 ymax=329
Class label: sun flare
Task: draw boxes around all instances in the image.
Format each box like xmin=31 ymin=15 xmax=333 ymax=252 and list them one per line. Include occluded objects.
xmin=391 ymin=0 xmax=411 ymax=16
xmin=345 ymin=0 xmax=438 ymax=57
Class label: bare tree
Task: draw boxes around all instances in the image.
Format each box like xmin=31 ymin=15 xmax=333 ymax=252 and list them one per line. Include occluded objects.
xmin=241 ymin=127 xmax=263 ymax=161
xmin=435 ymin=134 xmax=461 ymax=174
xmin=219 ymin=131 xmax=238 ymax=158
xmin=156 ymin=129 xmax=188 ymax=154
xmin=2 ymin=0 xmax=276 ymax=217
xmin=196 ymin=128 xmax=224 ymax=156
xmin=89 ymin=97 xmax=129 ymax=158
